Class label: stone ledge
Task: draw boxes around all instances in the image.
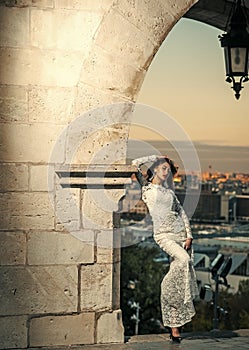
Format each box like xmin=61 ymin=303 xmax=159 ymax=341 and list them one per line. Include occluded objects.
xmin=56 ymin=164 xmax=136 ymax=189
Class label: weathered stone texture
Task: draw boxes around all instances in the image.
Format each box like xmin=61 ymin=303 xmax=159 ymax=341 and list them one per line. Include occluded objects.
xmin=29 ymin=312 xmax=95 ymax=347
xmin=0 ymin=192 xmax=54 ymax=230
xmin=27 ymin=231 xmax=94 ymax=265
xmin=115 ymin=0 xmax=178 ymax=46
xmin=80 ymin=263 xmax=112 ymax=311
xmin=29 ymin=165 xmax=50 ymax=192
xmin=96 ymin=230 xmax=114 ymax=264
xmin=28 ymin=87 xmax=74 ymax=124
xmin=95 ymin=10 xmax=155 ymax=68
xmin=0 ymin=123 xmax=64 ymax=163
xmin=74 ymin=84 xmax=128 ymax=119
xmin=0 ymin=7 xmax=29 ymax=47
xmin=0 ymin=48 xmax=83 ymax=87
xmin=97 ymin=310 xmax=124 ymax=344
xmin=80 ymin=45 xmax=146 ymax=100
xmin=54 ymin=0 xmax=113 ymax=11
xmin=0 ymin=85 xmax=28 ymax=123
xmin=0 ymin=266 xmax=78 ymax=315
xmin=72 ymin=128 xmax=128 ymax=165
xmin=0 ymin=315 xmax=27 ymax=349
xmin=55 ymin=186 xmax=80 ymax=232
xmin=0 ymin=163 xmax=28 ymax=191
xmin=96 ymin=229 xmax=121 ymax=263
xmin=30 ymin=8 xmax=102 ymax=52
xmin=0 ymin=0 xmax=200 ymax=347
xmin=81 ymin=190 xmax=114 ymax=230
xmin=0 ymin=232 xmax=26 ymax=265
xmin=65 ymin=103 xmax=132 ymax=165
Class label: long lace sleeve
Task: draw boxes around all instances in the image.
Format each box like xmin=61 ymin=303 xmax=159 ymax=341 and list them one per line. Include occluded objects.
xmin=173 ymin=193 xmax=193 ymax=239
xmin=132 ymin=155 xmax=158 ymax=186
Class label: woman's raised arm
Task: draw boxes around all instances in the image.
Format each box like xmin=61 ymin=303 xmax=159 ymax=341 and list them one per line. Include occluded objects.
xmin=132 ymin=155 xmax=158 ymax=186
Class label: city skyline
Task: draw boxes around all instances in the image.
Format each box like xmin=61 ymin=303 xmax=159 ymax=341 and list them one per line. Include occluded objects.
xmin=129 ymin=18 xmax=249 ymax=173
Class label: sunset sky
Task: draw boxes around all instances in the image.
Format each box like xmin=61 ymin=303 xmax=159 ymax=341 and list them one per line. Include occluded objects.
xmin=134 ymin=18 xmax=249 ymax=146
xmin=129 ymin=18 xmax=249 ymax=173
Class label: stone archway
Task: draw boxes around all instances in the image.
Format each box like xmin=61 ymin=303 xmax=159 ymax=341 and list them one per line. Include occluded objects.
xmin=0 ymin=1 xmax=199 ymax=348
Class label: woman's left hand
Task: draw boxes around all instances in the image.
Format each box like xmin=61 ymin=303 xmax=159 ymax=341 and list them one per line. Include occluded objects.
xmin=184 ymin=238 xmax=193 ymax=251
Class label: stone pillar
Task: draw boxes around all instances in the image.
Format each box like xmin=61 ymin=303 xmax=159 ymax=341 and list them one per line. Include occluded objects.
xmin=55 ymin=164 xmax=135 ymax=344
xmin=0 ymin=0 xmax=199 ymax=348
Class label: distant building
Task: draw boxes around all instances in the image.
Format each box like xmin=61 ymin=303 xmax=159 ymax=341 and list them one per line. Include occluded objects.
xmin=236 ymin=195 xmax=249 ymax=222
xmin=120 ymin=178 xmax=249 ymax=224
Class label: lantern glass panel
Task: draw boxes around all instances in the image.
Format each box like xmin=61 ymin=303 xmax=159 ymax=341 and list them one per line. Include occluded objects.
xmin=230 ymin=47 xmax=247 ymax=75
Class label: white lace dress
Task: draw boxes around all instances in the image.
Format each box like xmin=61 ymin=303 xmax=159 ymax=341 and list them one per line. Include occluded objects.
xmin=132 ymin=155 xmax=199 ymax=328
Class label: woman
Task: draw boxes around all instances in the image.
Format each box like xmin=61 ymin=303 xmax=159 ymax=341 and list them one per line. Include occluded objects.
xmin=132 ymin=155 xmax=199 ymax=343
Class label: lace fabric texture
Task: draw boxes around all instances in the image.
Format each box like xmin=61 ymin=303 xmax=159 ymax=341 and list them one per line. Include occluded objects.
xmin=132 ymin=156 xmax=199 ymax=328
xmin=155 ymin=237 xmax=199 ymax=327
xmin=141 ymin=183 xmax=199 ymax=327
xmin=142 ymin=183 xmax=192 ymax=238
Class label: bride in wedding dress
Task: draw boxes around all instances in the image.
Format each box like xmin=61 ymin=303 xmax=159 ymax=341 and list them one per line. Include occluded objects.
xmin=132 ymin=155 xmax=199 ymax=343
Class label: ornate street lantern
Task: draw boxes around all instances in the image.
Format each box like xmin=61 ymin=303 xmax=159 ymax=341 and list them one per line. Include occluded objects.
xmin=219 ymin=0 xmax=249 ymax=99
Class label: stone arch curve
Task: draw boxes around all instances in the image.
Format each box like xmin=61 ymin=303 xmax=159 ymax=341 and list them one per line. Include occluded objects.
xmin=77 ymin=0 xmax=199 ymax=113
xmin=0 ymin=1 xmax=200 ymax=349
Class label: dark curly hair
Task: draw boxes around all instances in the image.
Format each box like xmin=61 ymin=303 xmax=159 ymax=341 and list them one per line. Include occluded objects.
xmin=147 ymin=157 xmax=178 ymax=182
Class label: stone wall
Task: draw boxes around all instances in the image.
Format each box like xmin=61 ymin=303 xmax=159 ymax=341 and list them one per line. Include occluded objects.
xmin=0 ymin=0 xmax=199 ymax=348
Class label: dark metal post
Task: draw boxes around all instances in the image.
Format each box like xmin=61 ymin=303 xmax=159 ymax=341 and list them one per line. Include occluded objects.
xmin=135 ymin=302 xmax=140 ymax=335
xmin=213 ymin=274 xmax=219 ymax=330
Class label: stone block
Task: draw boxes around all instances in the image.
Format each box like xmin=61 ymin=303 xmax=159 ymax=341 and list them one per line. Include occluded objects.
xmin=28 ymin=86 xmax=74 ymax=124
xmin=0 ymin=232 xmax=26 ymax=265
xmin=80 ymin=263 xmax=112 ymax=311
xmin=74 ymin=83 xmax=128 ymax=118
xmin=95 ymin=10 xmax=155 ymax=69
xmin=0 ymin=163 xmax=28 ymax=191
xmin=0 ymin=123 xmax=64 ymax=163
xmin=0 ymin=47 xmax=83 ymax=87
xmin=96 ymin=229 xmax=122 ymax=263
xmin=30 ymin=165 xmax=50 ymax=192
xmin=96 ymin=230 xmax=114 ymax=264
xmin=54 ymin=0 xmax=113 ymax=11
xmin=80 ymin=45 xmax=146 ymax=100
xmin=55 ymin=185 xmax=81 ymax=232
xmin=0 ymin=192 xmax=54 ymax=230
xmin=0 ymin=7 xmax=29 ymax=47
xmin=159 ymin=0 xmax=199 ymax=17
xmin=0 ymin=316 xmax=27 ymax=349
xmin=97 ymin=310 xmax=124 ymax=344
xmin=29 ymin=312 xmax=95 ymax=347
xmin=115 ymin=0 xmax=186 ymax=45
xmin=27 ymin=231 xmax=94 ymax=265
xmin=81 ymin=189 xmax=114 ymax=230
xmin=0 ymin=85 xmax=28 ymax=123
xmin=65 ymin=103 xmax=132 ymax=165
xmin=0 ymin=265 xmax=78 ymax=315
xmin=72 ymin=128 xmax=128 ymax=165
xmin=30 ymin=8 xmax=102 ymax=52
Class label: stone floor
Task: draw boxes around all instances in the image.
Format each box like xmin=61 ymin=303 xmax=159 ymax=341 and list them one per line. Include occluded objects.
xmin=36 ymin=329 xmax=249 ymax=350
